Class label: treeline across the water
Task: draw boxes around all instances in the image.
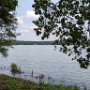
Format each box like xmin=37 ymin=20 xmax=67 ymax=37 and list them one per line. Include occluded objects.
xmin=14 ymin=40 xmax=90 ymax=45
xmin=14 ymin=40 xmax=59 ymax=45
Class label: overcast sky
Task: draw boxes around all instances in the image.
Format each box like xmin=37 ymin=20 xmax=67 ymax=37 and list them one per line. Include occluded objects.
xmin=16 ymin=0 xmax=58 ymax=41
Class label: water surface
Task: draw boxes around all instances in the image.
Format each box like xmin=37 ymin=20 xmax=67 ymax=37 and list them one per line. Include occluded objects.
xmin=0 ymin=45 xmax=90 ymax=89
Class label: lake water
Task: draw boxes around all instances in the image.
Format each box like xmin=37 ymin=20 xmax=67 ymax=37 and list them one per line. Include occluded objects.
xmin=0 ymin=45 xmax=90 ymax=89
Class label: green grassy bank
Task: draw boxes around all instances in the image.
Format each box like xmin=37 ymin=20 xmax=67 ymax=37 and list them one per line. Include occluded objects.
xmin=0 ymin=74 xmax=80 ymax=90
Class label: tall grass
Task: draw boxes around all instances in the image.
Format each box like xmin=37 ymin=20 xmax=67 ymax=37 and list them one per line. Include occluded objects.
xmin=10 ymin=63 xmax=22 ymax=75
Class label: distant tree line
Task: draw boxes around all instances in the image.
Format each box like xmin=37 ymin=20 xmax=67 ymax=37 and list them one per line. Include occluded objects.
xmin=14 ymin=40 xmax=59 ymax=45
xmin=15 ymin=40 xmax=90 ymax=45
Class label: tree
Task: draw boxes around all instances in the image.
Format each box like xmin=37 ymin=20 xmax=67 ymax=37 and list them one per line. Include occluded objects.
xmin=33 ymin=0 xmax=90 ymax=68
xmin=0 ymin=0 xmax=18 ymax=56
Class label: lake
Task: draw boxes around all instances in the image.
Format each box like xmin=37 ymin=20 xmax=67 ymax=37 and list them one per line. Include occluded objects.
xmin=0 ymin=45 xmax=90 ymax=89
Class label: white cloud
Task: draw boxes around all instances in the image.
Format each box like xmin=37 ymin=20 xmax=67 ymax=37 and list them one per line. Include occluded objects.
xmin=17 ymin=17 xmax=24 ymax=24
xmin=25 ymin=10 xmax=39 ymax=19
xmin=17 ymin=23 xmax=37 ymax=33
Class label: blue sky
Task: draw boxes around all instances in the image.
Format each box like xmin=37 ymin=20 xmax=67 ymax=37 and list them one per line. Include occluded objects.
xmin=16 ymin=0 xmax=58 ymax=41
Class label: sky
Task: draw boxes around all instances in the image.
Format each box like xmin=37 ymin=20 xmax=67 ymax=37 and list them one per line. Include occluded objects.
xmin=16 ymin=0 xmax=58 ymax=41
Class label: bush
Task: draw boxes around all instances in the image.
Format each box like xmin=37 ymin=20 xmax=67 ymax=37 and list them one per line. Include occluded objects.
xmin=10 ymin=63 xmax=22 ymax=75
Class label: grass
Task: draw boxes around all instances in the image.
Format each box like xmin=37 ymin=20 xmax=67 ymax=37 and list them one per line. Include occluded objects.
xmin=0 ymin=74 xmax=80 ymax=90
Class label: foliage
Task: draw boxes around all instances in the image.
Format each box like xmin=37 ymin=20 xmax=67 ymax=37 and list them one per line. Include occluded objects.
xmin=0 ymin=74 xmax=80 ymax=90
xmin=15 ymin=40 xmax=57 ymax=45
xmin=33 ymin=0 xmax=90 ymax=68
xmin=10 ymin=63 xmax=22 ymax=75
xmin=0 ymin=0 xmax=18 ymax=56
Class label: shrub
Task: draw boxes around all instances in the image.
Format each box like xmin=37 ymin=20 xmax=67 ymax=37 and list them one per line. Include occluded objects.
xmin=10 ymin=63 xmax=22 ymax=75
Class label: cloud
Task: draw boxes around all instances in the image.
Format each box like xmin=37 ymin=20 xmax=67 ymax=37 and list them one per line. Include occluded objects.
xmin=25 ymin=10 xmax=39 ymax=19
xmin=17 ymin=17 xmax=24 ymax=24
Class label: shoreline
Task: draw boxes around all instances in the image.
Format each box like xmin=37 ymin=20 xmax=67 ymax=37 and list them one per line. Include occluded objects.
xmin=0 ymin=65 xmax=87 ymax=90
xmin=0 ymin=74 xmax=80 ymax=90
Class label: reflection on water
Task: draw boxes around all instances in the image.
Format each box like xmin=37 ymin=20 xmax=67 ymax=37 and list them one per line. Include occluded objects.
xmin=0 ymin=45 xmax=90 ymax=89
